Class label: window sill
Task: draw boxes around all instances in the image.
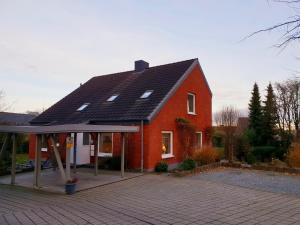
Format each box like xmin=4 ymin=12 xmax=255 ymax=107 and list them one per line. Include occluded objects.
xmin=188 ymin=112 xmax=197 ymax=115
xmin=98 ymin=153 xmax=113 ymax=157
xmin=162 ymin=154 xmax=174 ymax=159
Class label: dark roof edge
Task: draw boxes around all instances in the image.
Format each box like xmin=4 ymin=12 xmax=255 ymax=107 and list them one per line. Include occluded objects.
xmin=147 ymin=59 xmax=199 ymax=122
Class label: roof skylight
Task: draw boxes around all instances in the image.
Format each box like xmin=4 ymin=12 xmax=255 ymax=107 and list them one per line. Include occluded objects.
xmin=140 ymin=90 xmax=153 ymax=99
xmin=107 ymin=94 xmax=119 ymax=102
xmin=77 ymin=103 xmax=90 ymax=111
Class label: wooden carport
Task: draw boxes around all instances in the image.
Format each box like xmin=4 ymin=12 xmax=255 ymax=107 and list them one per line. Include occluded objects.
xmin=0 ymin=124 xmax=139 ymax=189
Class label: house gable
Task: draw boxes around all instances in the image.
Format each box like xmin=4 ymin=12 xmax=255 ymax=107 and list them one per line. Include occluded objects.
xmin=147 ymin=59 xmax=212 ymax=122
xmin=141 ymin=63 xmax=212 ymax=170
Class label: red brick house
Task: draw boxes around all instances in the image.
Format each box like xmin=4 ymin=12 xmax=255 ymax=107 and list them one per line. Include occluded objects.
xmin=29 ymin=59 xmax=212 ymax=171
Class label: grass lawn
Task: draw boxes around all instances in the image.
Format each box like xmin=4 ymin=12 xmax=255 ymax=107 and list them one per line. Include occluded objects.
xmin=16 ymin=154 xmax=29 ymax=164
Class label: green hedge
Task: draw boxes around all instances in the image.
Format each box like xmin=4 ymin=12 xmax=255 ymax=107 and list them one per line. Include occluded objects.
xmin=251 ymin=146 xmax=285 ymax=162
xmin=180 ymin=158 xmax=196 ymax=170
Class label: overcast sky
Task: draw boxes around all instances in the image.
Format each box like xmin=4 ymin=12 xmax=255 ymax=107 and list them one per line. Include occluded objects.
xmin=1 ymin=0 xmax=300 ymax=114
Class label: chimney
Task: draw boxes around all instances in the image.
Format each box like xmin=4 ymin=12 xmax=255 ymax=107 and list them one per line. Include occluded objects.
xmin=134 ymin=60 xmax=149 ymax=72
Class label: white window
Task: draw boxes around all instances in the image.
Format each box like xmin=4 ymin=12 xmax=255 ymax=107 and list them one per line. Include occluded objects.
xmin=187 ymin=93 xmax=196 ymax=114
xmin=98 ymin=133 xmax=113 ymax=157
xmin=77 ymin=103 xmax=90 ymax=111
xmin=140 ymin=90 xmax=153 ymax=99
xmin=107 ymin=94 xmax=119 ymax=102
xmin=196 ymin=132 xmax=202 ymax=149
xmin=162 ymin=131 xmax=173 ymax=159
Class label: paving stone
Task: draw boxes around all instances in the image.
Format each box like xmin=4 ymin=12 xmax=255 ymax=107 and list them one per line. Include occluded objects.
xmin=1 ymin=171 xmax=300 ymax=224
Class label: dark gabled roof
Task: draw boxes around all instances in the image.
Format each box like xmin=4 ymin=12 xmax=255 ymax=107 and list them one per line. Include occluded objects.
xmin=31 ymin=58 xmax=207 ymax=125
xmin=0 ymin=112 xmax=36 ymax=125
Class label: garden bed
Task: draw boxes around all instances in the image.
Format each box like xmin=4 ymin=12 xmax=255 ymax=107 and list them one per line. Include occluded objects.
xmin=171 ymin=162 xmax=222 ymax=177
xmin=222 ymin=161 xmax=300 ymax=175
xmin=170 ymin=161 xmax=300 ymax=177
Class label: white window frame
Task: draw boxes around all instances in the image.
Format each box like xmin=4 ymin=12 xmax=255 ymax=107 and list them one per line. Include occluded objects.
xmin=196 ymin=131 xmax=203 ymax=149
xmin=187 ymin=93 xmax=196 ymax=115
xmin=162 ymin=131 xmax=174 ymax=159
xmin=98 ymin=133 xmax=113 ymax=157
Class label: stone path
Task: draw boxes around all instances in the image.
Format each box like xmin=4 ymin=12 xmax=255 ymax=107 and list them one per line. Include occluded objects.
xmin=1 ymin=172 xmax=300 ymax=224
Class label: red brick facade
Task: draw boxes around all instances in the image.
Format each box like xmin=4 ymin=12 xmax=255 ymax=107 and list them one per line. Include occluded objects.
xmin=29 ymin=64 xmax=212 ymax=171
xmin=126 ymin=64 xmax=212 ymax=170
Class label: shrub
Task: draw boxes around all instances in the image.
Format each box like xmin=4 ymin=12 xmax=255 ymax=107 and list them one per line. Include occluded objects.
xmin=193 ymin=146 xmax=219 ymax=166
xmin=235 ymin=132 xmax=250 ymax=161
xmin=155 ymin=161 xmax=168 ymax=172
xmin=251 ymin=146 xmax=279 ymax=162
xmin=180 ymin=158 xmax=196 ymax=170
xmin=215 ymin=147 xmax=225 ymax=160
xmin=246 ymin=152 xmax=256 ymax=165
xmin=287 ymin=143 xmax=300 ymax=168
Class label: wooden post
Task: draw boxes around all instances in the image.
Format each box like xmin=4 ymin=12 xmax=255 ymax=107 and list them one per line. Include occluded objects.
xmin=140 ymin=120 xmax=144 ymax=173
xmin=11 ymin=134 xmax=17 ymax=185
xmin=50 ymin=135 xmax=66 ymax=183
xmin=121 ymin=132 xmax=125 ymax=178
xmin=94 ymin=133 xmax=99 ymax=176
xmin=34 ymin=134 xmax=42 ymax=187
xmin=65 ymin=135 xmax=71 ymax=181
xmin=73 ymin=133 xmax=77 ymax=173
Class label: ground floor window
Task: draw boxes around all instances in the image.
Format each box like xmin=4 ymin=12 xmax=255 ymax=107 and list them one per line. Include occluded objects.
xmin=98 ymin=133 xmax=113 ymax=157
xmin=162 ymin=131 xmax=173 ymax=159
xmin=196 ymin=132 xmax=202 ymax=149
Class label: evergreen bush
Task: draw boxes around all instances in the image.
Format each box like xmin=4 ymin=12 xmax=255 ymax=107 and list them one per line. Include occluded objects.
xmin=155 ymin=161 xmax=168 ymax=172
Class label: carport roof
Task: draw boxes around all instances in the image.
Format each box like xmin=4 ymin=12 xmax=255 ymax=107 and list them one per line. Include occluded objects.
xmin=0 ymin=124 xmax=139 ymax=134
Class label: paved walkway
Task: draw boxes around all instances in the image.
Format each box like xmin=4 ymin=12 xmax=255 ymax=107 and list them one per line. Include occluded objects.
xmin=1 ymin=172 xmax=300 ymax=224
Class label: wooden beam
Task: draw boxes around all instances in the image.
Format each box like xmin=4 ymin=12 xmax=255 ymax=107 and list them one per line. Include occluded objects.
xmin=49 ymin=135 xmax=66 ymax=183
xmin=121 ymin=132 xmax=125 ymax=178
xmin=94 ymin=133 xmax=99 ymax=176
xmin=34 ymin=134 xmax=42 ymax=187
xmin=73 ymin=133 xmax=77 ymax=173
xmin=11 ymin=134 xmax=17 ymax=185
xmin=65 ymin=135 xmax=71 ymax=181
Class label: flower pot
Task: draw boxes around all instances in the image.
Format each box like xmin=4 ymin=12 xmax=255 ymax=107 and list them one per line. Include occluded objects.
xmin=65 ymin=183 xmax=76 ymax=195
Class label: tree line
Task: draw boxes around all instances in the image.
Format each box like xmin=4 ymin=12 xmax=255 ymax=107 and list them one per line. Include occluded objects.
xmin=214 ymin=77 xmax=300 ymax=163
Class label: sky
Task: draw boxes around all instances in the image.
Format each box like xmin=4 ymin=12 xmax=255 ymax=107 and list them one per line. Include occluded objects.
xmin=0 ymin=0 xmax=300 ymax=115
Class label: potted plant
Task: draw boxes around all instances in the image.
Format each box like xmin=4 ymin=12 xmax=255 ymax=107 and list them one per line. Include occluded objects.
xmin=65 ymin=177 xmax=78 ymax=195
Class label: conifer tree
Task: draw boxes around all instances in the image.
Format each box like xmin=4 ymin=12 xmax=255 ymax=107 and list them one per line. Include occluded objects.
xmin=248 ymin=83 xmax=263 ymax=146
xmin=262 ymin=83 xmax=277 ymax=145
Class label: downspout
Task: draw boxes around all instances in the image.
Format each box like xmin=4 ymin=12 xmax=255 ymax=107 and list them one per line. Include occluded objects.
xmin=140 ymin=120 xmax=144 ymax=173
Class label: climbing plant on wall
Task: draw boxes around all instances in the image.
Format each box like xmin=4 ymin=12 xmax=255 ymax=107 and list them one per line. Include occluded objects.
xmin=175 ymin=117 xmax=196 ymax=159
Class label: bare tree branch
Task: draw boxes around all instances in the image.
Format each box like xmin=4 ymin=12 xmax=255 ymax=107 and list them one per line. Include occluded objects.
xmin=242 ymin=1 xmax=300 ymax=49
